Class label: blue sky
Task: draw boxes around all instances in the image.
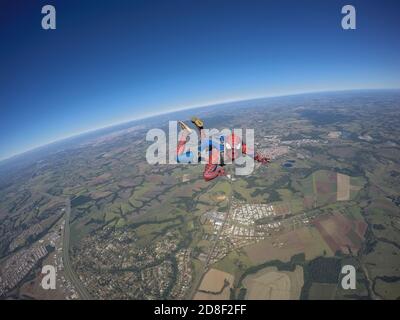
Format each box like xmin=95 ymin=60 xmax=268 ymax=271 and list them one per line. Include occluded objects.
xmin=1 ymin=0 xmax=400 ymax=160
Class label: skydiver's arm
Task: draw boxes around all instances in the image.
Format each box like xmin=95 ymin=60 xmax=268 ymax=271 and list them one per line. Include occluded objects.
xmin=242 ymin=143 xmax=270 ymax=164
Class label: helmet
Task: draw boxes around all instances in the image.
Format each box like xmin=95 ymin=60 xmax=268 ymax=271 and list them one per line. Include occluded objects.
xmin=225 ymin=133 xmax=242 ymax=160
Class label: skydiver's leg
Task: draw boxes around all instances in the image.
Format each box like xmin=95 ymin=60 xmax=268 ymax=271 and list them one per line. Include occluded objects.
xmin=177 ymin=121 xmax=194 ymax=163
xmin=202 ymin=148 xmax=225 ymax=181
xmin=203 ymin=163 xmax=225 ymax=181
xmin=177 ymin=131 xmax=189 ymax=156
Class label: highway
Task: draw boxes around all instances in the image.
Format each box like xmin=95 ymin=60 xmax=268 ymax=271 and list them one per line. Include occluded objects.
xmin=62 ymin=198 xmax=92 ymax=300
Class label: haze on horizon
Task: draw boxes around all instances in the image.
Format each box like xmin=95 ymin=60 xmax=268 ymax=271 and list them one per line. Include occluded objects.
xmin=1 ymin=0 xmax=400 ymax=160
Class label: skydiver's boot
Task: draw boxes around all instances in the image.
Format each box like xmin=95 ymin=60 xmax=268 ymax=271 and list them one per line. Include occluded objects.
xmin=191 ymin=116 xmax=204 ymax=130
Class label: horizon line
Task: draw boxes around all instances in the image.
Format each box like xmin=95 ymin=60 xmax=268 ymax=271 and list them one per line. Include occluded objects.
xmin=1 ymin=86 xmax=399 ymax=163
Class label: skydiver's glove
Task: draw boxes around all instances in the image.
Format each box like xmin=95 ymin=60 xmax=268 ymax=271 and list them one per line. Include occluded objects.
xmin=254 ymin=152 xmax=270 ymax=164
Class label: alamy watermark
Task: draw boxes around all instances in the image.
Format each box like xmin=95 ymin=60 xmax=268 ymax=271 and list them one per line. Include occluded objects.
xmin=40 ymin=4 xmax=356 ymax=31
xmin=341 ymin=265 xmax=356 ymax=290
xmin=341 ymin=5 xmax=356 ymax=30
xmin=41 ymin=265 xmax=56 ymax=290
xmin=146 ymin=121 xmax=256 ymax=176
xmin=41 ymin=5 xmax=56 ymax=30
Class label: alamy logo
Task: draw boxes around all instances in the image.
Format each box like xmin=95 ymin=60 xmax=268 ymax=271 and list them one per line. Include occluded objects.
xmin=341 ymin=265 xmax=356 ymax=290
xmin=341 ymin=5 xmax=356 ymax=30
xmin=41 ymin=5 xmax=56 ymax=30
xmin=41 ymin=265 xmax=56 ymax=290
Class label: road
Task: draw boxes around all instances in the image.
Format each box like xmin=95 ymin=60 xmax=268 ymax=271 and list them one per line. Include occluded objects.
xmin=204 ymin=186 xmax=233 ymax=268
xmin=190 ymin=175 xmax=235 ymax=298
xmin=62 ymin=198 xmax=92 ymax=300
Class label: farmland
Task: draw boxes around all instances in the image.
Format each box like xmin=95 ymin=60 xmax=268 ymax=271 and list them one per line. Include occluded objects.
xmin=243 ymin=265 xmax=304 ymax=300
xmin=193 ymin=268 xmax=234 ymax=300
xmin=1 ymin=91 xmax=399 ymax=299
xmin=244 ymin=226 xmax=334 ymax=264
